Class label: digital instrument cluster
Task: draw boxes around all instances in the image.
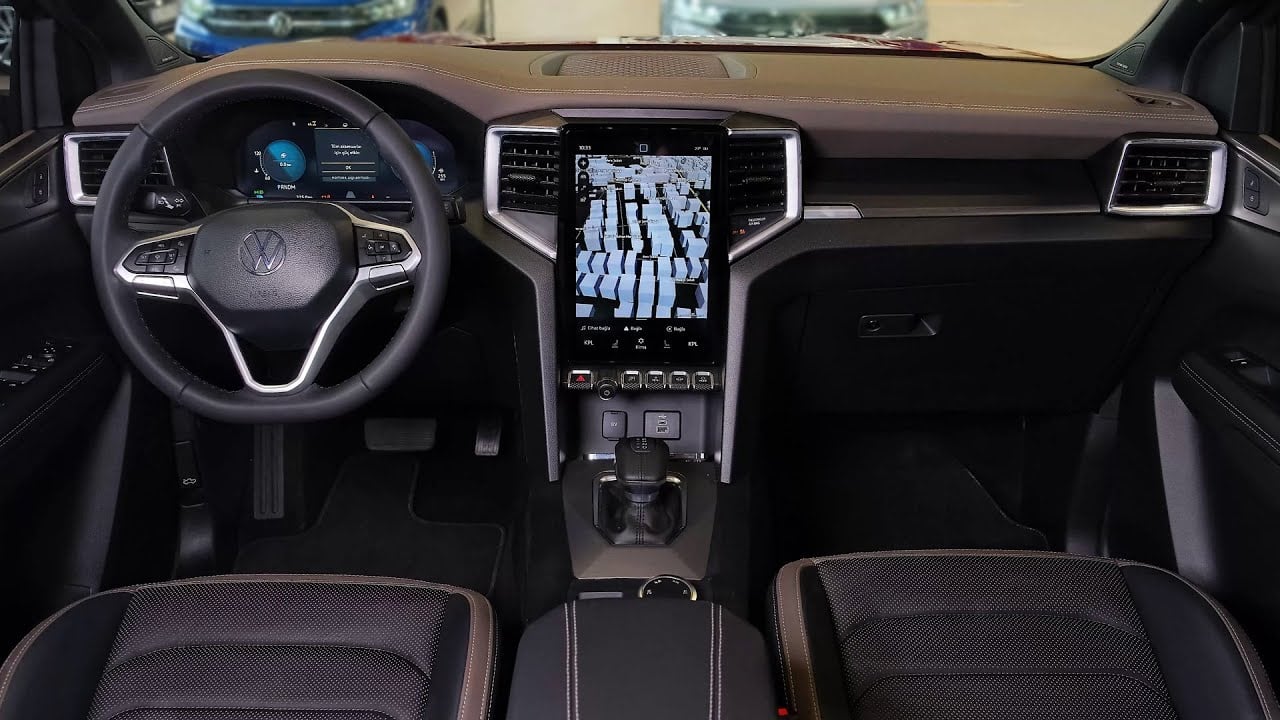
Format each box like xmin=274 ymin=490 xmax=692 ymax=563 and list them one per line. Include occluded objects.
xmin=239 ymin=118 xmax=461 ymax=202
xmin=559 ymin=124 xmax=726 ymax=366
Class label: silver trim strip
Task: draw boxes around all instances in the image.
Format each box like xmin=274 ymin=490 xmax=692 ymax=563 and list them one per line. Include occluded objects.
xmin=1106 ymin=138 xmax=1228 ymax=217
xmin=726 ymin=128 xmax=802 ymax=263
xmin=0 ymin=133 xmax=58 ymax=189
xmin=1223 ymin=131 xmax=1280 ymax=184
xmin=483 ymin=125 xmax=560 ymax=260
xmin=803 ymin=204 xmax=863 ymax=220
xmin=64 ymin=131 xmax=175 ymax=207
xmin=113 ymin=203 xmax=419 ymax=395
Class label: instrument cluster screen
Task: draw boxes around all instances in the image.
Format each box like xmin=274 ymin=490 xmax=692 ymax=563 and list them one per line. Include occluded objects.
xmin=239 ymin=117 xmax=461 ymax=202
xmin=560 ymin=125 xmax=726 ymax=365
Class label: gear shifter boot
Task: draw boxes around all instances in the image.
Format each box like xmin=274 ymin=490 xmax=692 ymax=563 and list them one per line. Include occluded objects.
xmin=598 ymin=479 xmax=684 ymax=545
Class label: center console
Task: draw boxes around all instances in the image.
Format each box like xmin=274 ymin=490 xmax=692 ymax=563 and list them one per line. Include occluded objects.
xmin=485 ymin=110 xmax=799 ymax=720
xmin=552 ymin=121 xmax=730 ymax=584
xmin=485 ymin=108 xmax=798 ymax=610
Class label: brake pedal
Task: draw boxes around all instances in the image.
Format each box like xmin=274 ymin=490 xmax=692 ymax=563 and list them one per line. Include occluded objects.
xmin=365 ymin=417 xmax=437 ymax=452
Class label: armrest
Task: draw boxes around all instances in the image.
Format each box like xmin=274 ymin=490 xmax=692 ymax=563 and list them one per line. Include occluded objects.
xmin=508 ymin=599 xmax=776 ymax=720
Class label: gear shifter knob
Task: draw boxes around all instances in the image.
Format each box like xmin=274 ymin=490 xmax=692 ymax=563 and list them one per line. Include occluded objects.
xmin=614 ymin=437 xmax=670 ymax=504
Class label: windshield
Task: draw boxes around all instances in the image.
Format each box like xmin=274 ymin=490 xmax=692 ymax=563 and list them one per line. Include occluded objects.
xmin=147 ymin=0 xmax=1166 ymax=62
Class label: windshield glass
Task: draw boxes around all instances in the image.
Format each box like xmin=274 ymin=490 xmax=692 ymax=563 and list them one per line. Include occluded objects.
xmin=149 ymin=0 xmax=1166 ymax=61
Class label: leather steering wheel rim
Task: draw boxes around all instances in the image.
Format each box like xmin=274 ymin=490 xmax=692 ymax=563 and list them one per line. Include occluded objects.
xmin=90 ymin=69 xmax=450 ymax=423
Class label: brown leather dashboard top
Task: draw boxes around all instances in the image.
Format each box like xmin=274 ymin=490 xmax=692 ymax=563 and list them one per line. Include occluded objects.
xmin=73 ymin=41 xmax=1218 ymax=159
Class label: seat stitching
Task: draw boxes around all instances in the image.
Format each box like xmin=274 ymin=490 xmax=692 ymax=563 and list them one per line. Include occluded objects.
xmin=76 ymin=58 xmax=1218 ymax=124
xmin=571 ymin=601 xmax=581 ymax=720
xmin=775 ymin=568 xmax=799 ymax=710
xmin=1119 ymin=560 xmax=1276 ymax=720
xmin=769 ymin=591 xmax=787 ymax=709
xmin=564 ymin=604 xmax=571 ymax=720
xmin=794 ymin=564 xmax=822 ymax=720
xmin=457 ymin=592 xmax=477 ymax=720
xmin=717 ymin=604 xmax=724 ymax=720
xmin=707 ymin=603 xmax=715 ymax=720
xmin=1180 ymin=362 xmax=1280 ymax=456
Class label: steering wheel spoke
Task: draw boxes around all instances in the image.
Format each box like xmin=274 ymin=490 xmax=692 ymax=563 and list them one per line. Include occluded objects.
xmin=346 ymin=207 xmax=420 ymax=292
xmin=113 ymin=224 xmax=201 ymax=302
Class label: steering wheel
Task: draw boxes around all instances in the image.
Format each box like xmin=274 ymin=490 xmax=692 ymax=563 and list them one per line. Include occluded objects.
xmin=90 ymin=69 xmax=450 ymax=424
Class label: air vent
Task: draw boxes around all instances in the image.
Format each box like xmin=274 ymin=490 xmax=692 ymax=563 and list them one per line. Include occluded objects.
xmin=64 ymin=133 xmax=172 ymax=206
xmin=727 ymin=135 xmax=787 ymax=216
xmin=498 ymin=133 xmax=559 ymax=214
xmin=1124 ymin=92 xmax=1188 ymax=109
xmin=1107 ymin=139 xmax=1226 ymax=216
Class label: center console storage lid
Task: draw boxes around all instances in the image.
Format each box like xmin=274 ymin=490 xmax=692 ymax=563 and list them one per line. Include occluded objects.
xmin=508 ymin=599 xmax=776 ymax=720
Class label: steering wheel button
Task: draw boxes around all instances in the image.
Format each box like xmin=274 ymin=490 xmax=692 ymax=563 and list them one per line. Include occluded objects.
xmin=388 ymin=240 xmax=402 ymax=254
xmin=368 ymin=264 xmax=408 ymax=290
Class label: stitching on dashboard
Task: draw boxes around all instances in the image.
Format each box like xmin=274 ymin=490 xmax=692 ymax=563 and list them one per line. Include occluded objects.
xmin=1180 ymin=361 xmax=1280 ymax=456
xmin=78 ymin=58 xmax=1215 ymax=124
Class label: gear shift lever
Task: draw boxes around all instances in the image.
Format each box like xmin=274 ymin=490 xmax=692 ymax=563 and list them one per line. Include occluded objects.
xmin=595 ymin=437 xmax=684 ymax=546
xmin=614 ymin=437 xmax=671 ymax=504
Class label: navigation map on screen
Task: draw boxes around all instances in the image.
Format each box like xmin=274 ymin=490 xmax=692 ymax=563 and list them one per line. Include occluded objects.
xmin=572 ymin=154 xmax=713 ymax=321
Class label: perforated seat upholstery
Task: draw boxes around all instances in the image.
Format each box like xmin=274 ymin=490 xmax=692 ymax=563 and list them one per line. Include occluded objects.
xmin=0 ymin=575 xmax=495 ymax=720
xmin=771 ymin=550 xmax=1279 ymax=720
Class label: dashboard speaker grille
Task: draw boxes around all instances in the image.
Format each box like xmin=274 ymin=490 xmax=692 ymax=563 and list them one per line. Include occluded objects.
xmin=498 ymin=133 xmax=559 ymax=214
xmin=75 ymin=136 xmax=172 ymax=197
xmin=557 ymin=53 xmax=729 ymax=78
xmin=727 ymin=135 xmax=787 ymax=215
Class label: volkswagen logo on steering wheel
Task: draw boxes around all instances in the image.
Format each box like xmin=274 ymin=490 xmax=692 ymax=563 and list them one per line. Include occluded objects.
xmin=239 ymin=229 xmax=288 ymax=276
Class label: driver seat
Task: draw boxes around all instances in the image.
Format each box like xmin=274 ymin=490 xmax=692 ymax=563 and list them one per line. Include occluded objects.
xmin=0 ymin=575 xmax=495 ymax=720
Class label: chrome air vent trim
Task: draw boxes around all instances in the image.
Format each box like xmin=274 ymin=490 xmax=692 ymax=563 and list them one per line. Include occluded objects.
xmin=1106 ymin=138 xmax=1227 ymax=217
xmin=725 ymin=128 xmax=801 ymax=263
xmin=484 ymin=125 xmax=562 ymax=261
xmin=64 ymin=131 xmax=173 ymax=207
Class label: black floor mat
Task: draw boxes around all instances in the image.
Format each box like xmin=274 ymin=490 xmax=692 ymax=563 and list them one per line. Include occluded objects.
xmin=774 ymin=427 xmax=1048 ymax=560
xmin=236 ymin=453 xmax=505 ymax=595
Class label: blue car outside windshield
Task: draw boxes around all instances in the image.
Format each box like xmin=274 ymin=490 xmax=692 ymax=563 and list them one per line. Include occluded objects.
xmin=175 ymin=0 xmax=433 ymax=58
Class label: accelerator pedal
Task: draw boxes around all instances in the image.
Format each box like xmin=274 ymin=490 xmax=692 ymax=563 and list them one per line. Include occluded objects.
xmin=475 ymin=412 xmax=503 ymax=457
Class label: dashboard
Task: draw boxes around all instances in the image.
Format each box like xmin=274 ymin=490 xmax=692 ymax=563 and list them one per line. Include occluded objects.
xmin=238 ymin=117 xmax=462 ymax=202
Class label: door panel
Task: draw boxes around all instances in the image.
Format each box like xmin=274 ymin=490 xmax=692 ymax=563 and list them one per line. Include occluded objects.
xmin=1113 ymin=141 xmax=1280 ymax=669
xmin=0 ymin=132 xmax=126 ymax=653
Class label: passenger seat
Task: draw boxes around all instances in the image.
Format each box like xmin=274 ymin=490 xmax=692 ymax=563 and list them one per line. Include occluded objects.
xmin=771 ymin=550 xmax=1278 ymax=720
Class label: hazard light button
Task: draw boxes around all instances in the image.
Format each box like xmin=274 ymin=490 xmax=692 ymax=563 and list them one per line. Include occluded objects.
xmin=567 ymin=369 xmax=595 ymax=390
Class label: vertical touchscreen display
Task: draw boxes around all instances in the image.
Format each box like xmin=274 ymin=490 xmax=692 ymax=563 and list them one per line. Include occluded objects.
xmin=562 ymin=126 xmax=724 ymax=365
